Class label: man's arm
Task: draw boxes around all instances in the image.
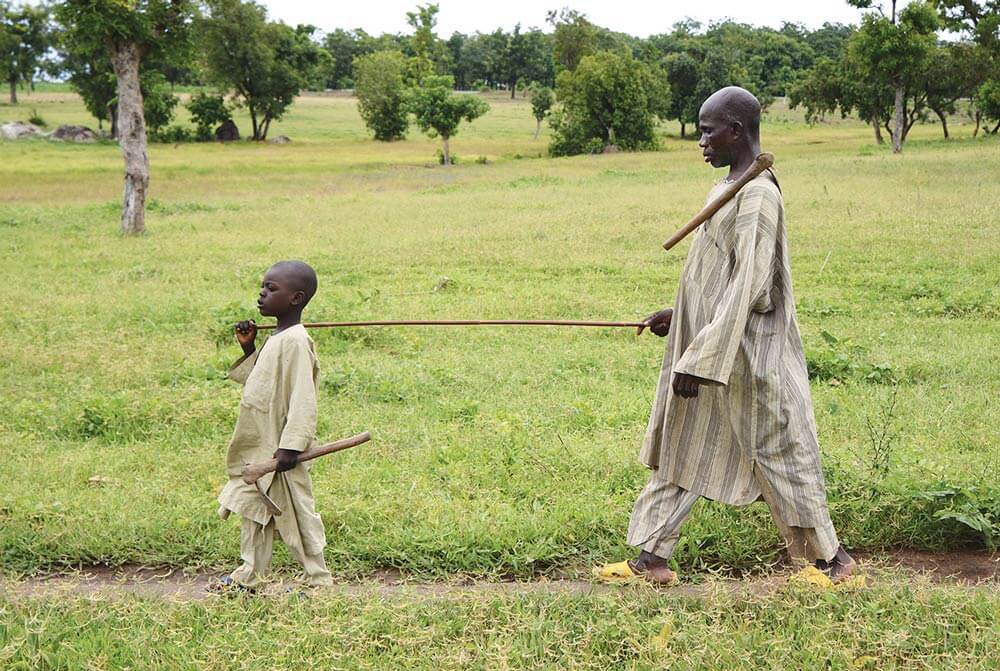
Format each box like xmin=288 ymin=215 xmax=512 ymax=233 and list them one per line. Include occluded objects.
xmin=672 ymin=185 xmax=779 ymax=396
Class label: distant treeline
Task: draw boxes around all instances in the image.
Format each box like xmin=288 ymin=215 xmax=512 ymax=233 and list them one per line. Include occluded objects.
xmin=2 ymin=1 xmax=998 ymax=151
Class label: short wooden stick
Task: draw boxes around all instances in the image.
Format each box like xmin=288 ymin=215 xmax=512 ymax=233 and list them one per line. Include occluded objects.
xmin=241 ymin=431 xmax=372 ymax=485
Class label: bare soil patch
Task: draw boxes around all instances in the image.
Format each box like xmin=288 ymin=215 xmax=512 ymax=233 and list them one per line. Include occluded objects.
xmin=2 ymin=550 xmax=996 ymax=603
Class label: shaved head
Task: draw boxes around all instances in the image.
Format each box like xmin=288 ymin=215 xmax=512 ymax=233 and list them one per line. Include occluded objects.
xmin=700 ymin=86 xmax=761 ymax=142
xmin=267 ymin=260 xmax=318 ymax=305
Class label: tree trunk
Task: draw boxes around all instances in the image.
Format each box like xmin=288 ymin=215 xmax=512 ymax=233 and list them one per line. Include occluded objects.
xmin=680 ymin=121 xmax=686 ymax=139
xmin=261 ymin=117 xmax=271 ymax=141
xmin=249 ymin=105 xmax=259 ymax=141
xmin=872 ymin=118 xmax=884 ymax=144
xmin=110 ymin=103 xmax=119 ymax=139
xmin=110 ymin=42 xmax=149 ymax=236
xmin=972 ymin=110 xmax=981 ymax=138
xmin=442 ymin=135 xmax=450 ymax=165
xmin=891 ymin=84 xmax=905 ymax=154
xmin=932 ymin=107 xmax=949 ymax=139
xmin=8 ymin=78 xmax=17 ymax=105
xmin=534 ymin=118 xmax=541 ymax=140
xmin=510 ymin=78 xmax=517 ymax=99
xmin=991 ymin=120 xmax=1000 ymax=135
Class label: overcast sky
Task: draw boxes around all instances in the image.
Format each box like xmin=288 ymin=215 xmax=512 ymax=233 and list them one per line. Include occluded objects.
xmin=259 ymin=1 xmax=871 ymax=38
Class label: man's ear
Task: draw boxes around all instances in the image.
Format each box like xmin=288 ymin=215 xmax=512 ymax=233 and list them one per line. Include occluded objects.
xmin=730 ymin=120 xmax=744 ymax=140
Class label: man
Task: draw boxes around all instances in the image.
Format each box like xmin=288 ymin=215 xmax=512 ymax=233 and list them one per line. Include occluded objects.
xmin=598 ymin=87 xmax=855 ymax=585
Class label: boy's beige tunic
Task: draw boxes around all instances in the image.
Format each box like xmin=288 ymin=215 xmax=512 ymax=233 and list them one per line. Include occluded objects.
xmin=639 ymin=174 xmax=833 ymax=530
xmin=217 ymin=325 xmax=327 ymax=560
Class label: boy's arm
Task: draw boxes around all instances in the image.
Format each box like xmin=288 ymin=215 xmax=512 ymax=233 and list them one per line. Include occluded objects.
xmin=227 ymin=320 xmax=259 ymax=384
xmin=275 ymin=337 xmax=318 ymax=465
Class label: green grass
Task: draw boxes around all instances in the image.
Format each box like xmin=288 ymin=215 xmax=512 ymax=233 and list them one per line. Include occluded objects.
xmin=0 ymin=91 xmax=998 ymax=582
xmin=3 ymin=579 xmax=999 ymax=670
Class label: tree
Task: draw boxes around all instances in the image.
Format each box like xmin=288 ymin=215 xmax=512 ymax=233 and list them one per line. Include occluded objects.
xmin=61 ymin=44 xmax=119 ymax=134
xmin=407 ymin=74 xmax=489 ymax=164
xmin=354 ymin=50 xmax=409 ymax=141
xmin=0 ymin=3 xmax=51 ymax=104
xmin=848 ymin=1 xmax=939 ymax=153
xmin=530 ymin=85 xmax=553 ymax=139
xmin=196 ymin=0 xmax=308 ymax=141
xmin=546 ymin=8 xmax=597 ymax=71
xmin=790 ymin=50 xmax=895 ymax=144
xmin=662 ymin=52 xmax=699 ymax=137
xmin=405 ymin=3 xmax=442 ymax=82
xmin=549 ymin=51 xmax=668 ymax=156
xmin=922 ymin=42 xmax=981 ymax=138
xmin=501 ymin=25 xmax=553 ymax=98
xmin=57 ymin=0 xmax=192 ymax=235
xmin=978 ymin=79 xmax=1000 ymax=134
xmin=934 ymin=1 xmax=1000 ymax=136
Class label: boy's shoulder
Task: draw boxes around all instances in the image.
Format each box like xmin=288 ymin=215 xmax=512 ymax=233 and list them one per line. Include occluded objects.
xmin=271 ymin=325 xmax=316 ymax=356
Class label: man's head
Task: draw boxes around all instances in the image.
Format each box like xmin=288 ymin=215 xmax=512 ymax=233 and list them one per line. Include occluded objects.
xmin=257 ymin=260 xmax=318 ymax=318
xmin=697 ymin=86 xmax=761 ymax=169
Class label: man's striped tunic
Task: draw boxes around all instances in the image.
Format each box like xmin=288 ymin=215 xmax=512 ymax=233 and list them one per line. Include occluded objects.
xmin=638 ymin=174 xmax=835 ymax=532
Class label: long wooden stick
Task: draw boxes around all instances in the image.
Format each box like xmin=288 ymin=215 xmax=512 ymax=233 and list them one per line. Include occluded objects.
xmin=662 ymin=152 xmax=774 ymax=251
xmin=256 ymin=319 xmax=646 ymax=330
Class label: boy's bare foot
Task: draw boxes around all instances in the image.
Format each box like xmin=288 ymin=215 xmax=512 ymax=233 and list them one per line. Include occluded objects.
xmin=815 ymin=546 xmax=856 ymax=582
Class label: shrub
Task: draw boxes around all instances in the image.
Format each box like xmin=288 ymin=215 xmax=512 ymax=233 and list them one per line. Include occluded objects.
xmin=548 ymin=51 xmax=669 ymax=157
xmin=186 ymin=92 xmax=233 ymax=142
xmin=28 ymin=108 xmax=46 ymax=127
xmin=354 ymin=51 xmax=410 ymax=141
xmin=151 ymin=124 xmax=195 ymax=143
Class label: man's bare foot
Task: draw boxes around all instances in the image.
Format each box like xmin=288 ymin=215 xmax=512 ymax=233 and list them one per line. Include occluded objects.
xmin=630 ymin=550 xmax=679 ymax=585
xmin=815 ymin=546 xmax=856 ymax=582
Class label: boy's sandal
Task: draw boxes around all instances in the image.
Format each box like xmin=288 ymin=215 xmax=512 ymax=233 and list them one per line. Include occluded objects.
xmin=207 ymin=575 xmax=258 ymax=595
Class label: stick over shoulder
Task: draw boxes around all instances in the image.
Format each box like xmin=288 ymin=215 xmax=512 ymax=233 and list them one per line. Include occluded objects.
xmin=662 ymin=152 xmax=774 ymax=251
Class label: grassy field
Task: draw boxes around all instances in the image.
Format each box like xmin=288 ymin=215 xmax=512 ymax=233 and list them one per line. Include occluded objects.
xmin=2 ymin=89 xmax=999 ymax=668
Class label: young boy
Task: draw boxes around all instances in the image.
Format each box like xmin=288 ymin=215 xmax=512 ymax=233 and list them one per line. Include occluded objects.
xmin=213 ymin=260 xmax=333 ymax=592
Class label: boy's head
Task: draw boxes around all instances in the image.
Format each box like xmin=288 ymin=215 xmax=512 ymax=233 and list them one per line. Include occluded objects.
xmin=257 ymin=260 xmax=318 ymax=318
xmin=697 ymin=86 xmax=761 ymax=169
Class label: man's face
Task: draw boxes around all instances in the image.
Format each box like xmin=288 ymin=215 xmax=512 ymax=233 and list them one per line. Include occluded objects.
xmin=697 ymin=108 xmax=738 ymax=169
xmin=257 ymin=268 xmax=302 ymax=317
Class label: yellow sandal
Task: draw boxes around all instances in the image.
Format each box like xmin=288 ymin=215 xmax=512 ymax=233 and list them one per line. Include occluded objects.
xmin=593 ymin=560 xmax=640 ymax=583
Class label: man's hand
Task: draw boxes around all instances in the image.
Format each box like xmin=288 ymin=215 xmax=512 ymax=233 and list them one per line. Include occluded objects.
xmin=273 ymin=448 xmax=299 ymax=473
xmin=234 ymin=320 xmax=257 ymax=356
xmin=637 ymin=308 xmax=673 ymax=337
xmin=673 ymin=372 xmax=709 ymax=398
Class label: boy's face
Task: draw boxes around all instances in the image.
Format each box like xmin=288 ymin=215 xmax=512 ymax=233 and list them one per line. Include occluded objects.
xmin=697 ymin=107 xmax=740 ymax=169
xmin=257 ymin=267 xmax=304 ymax=317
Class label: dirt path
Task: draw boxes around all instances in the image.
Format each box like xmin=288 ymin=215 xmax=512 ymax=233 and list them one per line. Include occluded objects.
xmin=2 ymin=550 xmax=997 ymax=603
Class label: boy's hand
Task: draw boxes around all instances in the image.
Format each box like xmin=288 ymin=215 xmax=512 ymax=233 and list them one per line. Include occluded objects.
xmin=637 ymin=308 xmax=673 ymax=337
xmin=234 ymin=320 xmax=257 ymax=356
xmin=273 ymin=448 xmax=299 ymax=473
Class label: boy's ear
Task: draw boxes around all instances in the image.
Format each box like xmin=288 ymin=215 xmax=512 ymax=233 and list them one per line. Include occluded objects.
xmin=290 ymin=290 xmax=306 ymax=306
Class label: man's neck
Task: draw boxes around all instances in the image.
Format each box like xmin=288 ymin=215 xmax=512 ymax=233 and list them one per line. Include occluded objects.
xmin=725 ymin=141 xmax=761 ymax=181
